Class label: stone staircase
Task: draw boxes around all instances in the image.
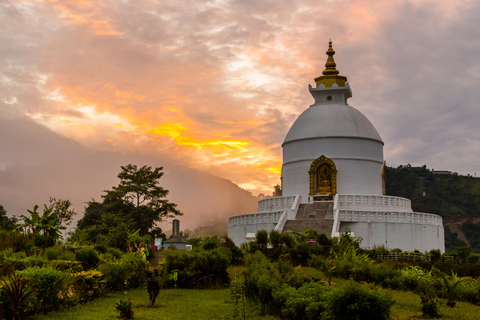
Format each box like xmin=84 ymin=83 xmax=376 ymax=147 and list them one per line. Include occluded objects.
xmin=281 ymin=202 xmax=334 ymax=236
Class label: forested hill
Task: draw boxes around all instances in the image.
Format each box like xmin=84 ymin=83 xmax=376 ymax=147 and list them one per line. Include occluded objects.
xmin=385 ymin=165 xmax=480 ymax=252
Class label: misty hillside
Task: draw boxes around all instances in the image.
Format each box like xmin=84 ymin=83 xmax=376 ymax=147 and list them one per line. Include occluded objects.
xmin=0 ymin=114 xmax=260 ymax=233
xmin=386 ymin=165 xmax=480 ymax=252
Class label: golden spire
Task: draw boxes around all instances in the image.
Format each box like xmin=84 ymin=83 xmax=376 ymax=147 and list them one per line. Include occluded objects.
xmin=314 ymin=40 xmax=347 ymax=88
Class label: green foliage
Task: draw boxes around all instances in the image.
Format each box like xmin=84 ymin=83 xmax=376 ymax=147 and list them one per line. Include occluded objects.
xmin=146 ymin=269 xmax=161 ymax=307
xmin=48 ymin=260 xmax=82 ymax=272
xmin=417 ymin=282 xmax=440 ymax=318
xmin=0 ymin=205 xmax=17 ymax=231
xmin=0 ymin=272 xmax=35 ymax=320
xmin=70 ymin=270 xmax=105 ymax=303
xmin=268 ymin=230 xmax=281 ymax=249
xmin=432 ymin=267 xmax=465 ymax=308
xmin=105 ymin=247 xmax=123 ymax=260
xmin=461 ymin=221 xmax=480 ymax=252
xmin=19 ymin=266 xmax=68 ymax=312
xmin=255 ymin=230 xmax=268 ymax=250
xmin=329 ymin=281 xmax=394 ymax=320
xmin=164 ymin=248 xmax=230 ymax=288
xmin=44 ymin=246 xmax=66 ymax=260
xmin=115 ymin=298 xmax=134 ymax=319
xmin=386 ymin=166 xmax=480 ymax=251
xmin=74 ymin=165 xmax=182 ymax=247
xmin=201 ymin=236 xmax=220 ymax=251
xmin=75 ymin=248 xmax=100 ymax=270
xmin=98 ymin=253 xmax=148 ymax=292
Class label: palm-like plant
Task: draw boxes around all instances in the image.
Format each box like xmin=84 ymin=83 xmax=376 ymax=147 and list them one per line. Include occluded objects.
xmin=15 ymin=205 xmax=41 ymax=244
xmin=0 ymin=272 xmax=35 ymax=320
xmin=15 ymin=205 xmax=66 ymax=246
xmin=432 ymin=268 xmax=465 ymax=308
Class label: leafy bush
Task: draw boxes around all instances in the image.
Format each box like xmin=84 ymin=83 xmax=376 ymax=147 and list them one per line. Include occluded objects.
xmin=273 ymin=282 xmax=331 ymax=320
xmin=121 ymin=253 xmax=148 ymax=288
xmin=0 ymin=272 xmax=35 ymax=320
xmin=164 ymin=248 xmax=230 ymax=288
xmin=115 ymin=298 xmax=134 ymax=319
xmin=256 ymin=230 xmax=268 ymax=250
xmin=44 ymin=246 xmax=64 ymax=260
xmin=201 ymin=236 xmax=220 ymax=251
xmin=98 ymin=261 xmax=128 ymax=292
xmin=75 ymin=248 xmax=100 ymax=270
xmin=105 ymin=247 xmax=123 ymax=260
xmin=146 ymin=268 xmax=161 ymax=306
xmin=20 ymin=266 xmax=68 ymax=312
xmin=329 ymin=281 xmax=394 ymax=320
xmin=70 ymin=270 xmax=105 ymax=303
xmin=48 ymin=260 xmax=83 ymax=272
xmin=417 ymin=282 xmax=440 ymax=318
xmin=57 ymin=250 xmax=76 ymax=261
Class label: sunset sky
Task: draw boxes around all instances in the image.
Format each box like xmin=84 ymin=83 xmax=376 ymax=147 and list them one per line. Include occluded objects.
xmin=1 ymin=0 xmax=480 ymax=222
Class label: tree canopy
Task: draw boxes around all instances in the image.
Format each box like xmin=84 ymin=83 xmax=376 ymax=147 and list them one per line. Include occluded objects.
xmin=75 ymin=164 xmax=181 ymax=245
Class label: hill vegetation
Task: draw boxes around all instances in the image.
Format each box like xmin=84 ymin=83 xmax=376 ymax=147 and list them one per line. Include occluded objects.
xmin=386 ymin=165 xmax=480 ymax=252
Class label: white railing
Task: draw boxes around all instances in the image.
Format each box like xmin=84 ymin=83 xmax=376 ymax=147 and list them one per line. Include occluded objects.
xmin=229 ymin=211 xmax=285 ymax=226
xmin=289 ymin=195 xmax=302 ymax=219
xmin=274 ymin=210 xmax=288 ymax=232
xmin=258 ymin=195 xmax=297 ymax=213
xmin=331 ymin=194 xmax=341 ymax=237
xmin=338 ymin=195 xmax=412 ymax=212
xmin=338 ymin=210 xmax=443 ymax=226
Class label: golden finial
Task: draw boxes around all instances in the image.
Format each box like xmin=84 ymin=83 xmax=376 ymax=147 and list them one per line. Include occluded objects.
xmin=314 ymin=40 xmax=347 ymax=88
xmin=323 ymin=40 xmax=340 ymax=76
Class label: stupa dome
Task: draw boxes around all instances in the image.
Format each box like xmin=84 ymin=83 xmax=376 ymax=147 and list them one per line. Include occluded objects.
xmin=283 ymin=103 xmax=383 ymax=146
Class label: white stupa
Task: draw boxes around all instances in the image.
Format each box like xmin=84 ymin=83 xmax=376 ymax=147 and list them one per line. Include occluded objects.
xmin=228 ymin=41 xmax=445 ymax=252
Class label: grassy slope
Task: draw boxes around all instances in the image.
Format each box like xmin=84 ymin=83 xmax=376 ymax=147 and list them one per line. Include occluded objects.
xmin=30 ymin=288 xmax=279 ymax=320
xmin=31 ymin=282 xmax=480 ymax=320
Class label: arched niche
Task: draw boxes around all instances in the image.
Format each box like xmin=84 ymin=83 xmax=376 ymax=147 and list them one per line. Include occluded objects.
xmin=308 ymin=155 xmax=337 ymax=195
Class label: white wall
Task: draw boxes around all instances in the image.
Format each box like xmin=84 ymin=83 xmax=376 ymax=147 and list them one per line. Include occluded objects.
xmin=340 ymin=221 xmax=445 ymax=253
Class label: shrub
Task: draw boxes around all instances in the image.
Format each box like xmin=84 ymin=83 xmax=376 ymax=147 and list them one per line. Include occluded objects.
xmin=49 ymin=260 xmax=83 ymax=272
xmin=417 ymin=282 xmax=440 ymax=318
xmin=329 ymin=281 xmax=394 ymax=320
xmin=75 ymin=248 xmax=100 ymax=270
xmin=20 ymin=266 xmax=68 ymax=312
xmin=146 ymin=268 xmax=161 ymax=306
xmin=121 ymin=253 xmax=148 ymax=288
xmin=70 ymin=270 xmax=105 ymax=303
xmin=105 ymin=247 xmax=123 ymax=260
xmin=44 ymin=246 xmax=64 ymax=260
xmin=273 ymin=282 xmax=331 ymax=320
xmin=256 ymin=230 xmax=268 ymax=250
xmin=269 ymin=230 xmax=281 ymax=249
xmin=115 ymin=298 xmax=134 ymax=319
xmin=164 ymin=248 xmax=230 ymax=289
xmin=98 ymin=261 xmax=128 ymax=292
xmin=57 ymin=250 xmax=76 ymax=261
xmin=0 ymin=272 xmax=36 ymax=320
xmin=201 ymin=236 xmax=220 ymax=251
xmin=99 ymin=253 xmax=148 ymax=292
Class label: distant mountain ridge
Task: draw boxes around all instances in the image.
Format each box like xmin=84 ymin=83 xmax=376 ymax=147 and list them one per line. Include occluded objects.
xmin=386 ymin=165 xmax=480 ymax=252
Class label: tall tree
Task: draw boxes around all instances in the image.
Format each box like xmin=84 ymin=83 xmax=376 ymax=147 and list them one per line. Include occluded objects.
xmin=0 ymin=205 xmax=17 ymax=230
xmin=77 ymin=164 xmax=182 ymax=238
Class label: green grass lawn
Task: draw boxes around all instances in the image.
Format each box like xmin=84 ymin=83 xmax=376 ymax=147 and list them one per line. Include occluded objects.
xmin=30 ymin=268 xmax=480 ymax=320
xmin=387 ymin=289 xmax=480 ymax=319
xmin=31 ymin=285 xmax=480 ymax=320
xmin=30 ymin=288 xmax=280 ymax=320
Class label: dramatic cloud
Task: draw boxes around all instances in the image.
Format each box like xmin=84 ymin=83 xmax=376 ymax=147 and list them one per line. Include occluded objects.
xmin=1 ymin=0 xmax=480 ymax=222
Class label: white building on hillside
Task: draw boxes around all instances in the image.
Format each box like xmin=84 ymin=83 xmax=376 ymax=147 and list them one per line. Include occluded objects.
xmin=228 ymin=41 xmax=445 ymax=252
